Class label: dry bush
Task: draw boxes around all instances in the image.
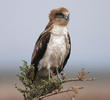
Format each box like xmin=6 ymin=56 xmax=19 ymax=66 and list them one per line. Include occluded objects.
xmin=15 ymin=61 xmax=95 ymax=100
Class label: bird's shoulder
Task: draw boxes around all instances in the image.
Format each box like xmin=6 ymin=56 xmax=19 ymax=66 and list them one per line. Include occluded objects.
xmin=31 ymin=24 xmax=54 ymax=65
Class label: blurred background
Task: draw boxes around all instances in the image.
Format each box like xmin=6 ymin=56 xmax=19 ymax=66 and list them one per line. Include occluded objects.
xmin=0 ymin=0 xmax=110 ymax=100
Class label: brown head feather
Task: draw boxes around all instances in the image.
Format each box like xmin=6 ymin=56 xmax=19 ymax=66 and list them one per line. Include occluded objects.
xmin=49 ymin=7 xmax=69 ymax=21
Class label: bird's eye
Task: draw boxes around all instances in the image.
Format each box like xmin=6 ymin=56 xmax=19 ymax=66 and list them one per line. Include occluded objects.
xmin=55 ymin=12 xmax=64 ymax=17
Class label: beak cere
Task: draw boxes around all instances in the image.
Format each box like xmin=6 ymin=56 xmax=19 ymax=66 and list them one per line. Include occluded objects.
xmin=64 ymin=14 xmax=69 ymax=21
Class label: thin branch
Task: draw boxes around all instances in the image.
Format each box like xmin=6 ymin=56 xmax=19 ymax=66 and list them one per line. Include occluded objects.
xmin=38 ymin=89 xmax=73 ymax=100
xmin=62 ymin=77 xmax=79 ymax=83
xmin=62 ymin=77 xmax=96 ymax=83
xmin=23 ymin=93 xmax=27 ymax=100
xmin=38 ymin=85 xmax=84 ymax=100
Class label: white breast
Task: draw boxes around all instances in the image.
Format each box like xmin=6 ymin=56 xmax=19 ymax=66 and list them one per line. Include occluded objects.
xmin=38 ymin=25 xmax=68 ymax=71
xmin=51 ymin=25 xmax=68 ymax=35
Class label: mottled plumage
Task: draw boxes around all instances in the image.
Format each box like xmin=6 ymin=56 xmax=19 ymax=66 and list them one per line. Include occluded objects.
xmin=31 ymin=7 xmax=71 ymax=81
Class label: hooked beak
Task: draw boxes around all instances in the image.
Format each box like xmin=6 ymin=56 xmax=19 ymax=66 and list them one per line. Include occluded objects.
xmin=64 ymin=14 xmax=69 ymax=21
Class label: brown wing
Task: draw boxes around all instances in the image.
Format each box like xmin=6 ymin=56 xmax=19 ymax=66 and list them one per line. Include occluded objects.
xmin=31 ymin=22 xmax=54 ymax=81
xmin=58 ymin=33 xmax=71 ymax=73
xmin=31 ymin=31 xmax=51 ymax=77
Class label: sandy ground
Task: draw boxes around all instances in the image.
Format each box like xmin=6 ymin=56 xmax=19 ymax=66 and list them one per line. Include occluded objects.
xmin=64 ymin=79 xmax=110 ymax=100
xmin=0 ymin=78 xmax=110 ymax=100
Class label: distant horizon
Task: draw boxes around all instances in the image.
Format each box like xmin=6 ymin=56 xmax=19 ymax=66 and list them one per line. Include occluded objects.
xmin=0 ymin=0 xmax=110 ymax=74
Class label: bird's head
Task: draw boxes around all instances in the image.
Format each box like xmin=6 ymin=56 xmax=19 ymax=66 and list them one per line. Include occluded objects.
xmin=49 ymin=7 xmax=70 ymax=26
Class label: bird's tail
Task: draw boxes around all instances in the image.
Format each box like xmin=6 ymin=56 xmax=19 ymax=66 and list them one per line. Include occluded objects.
xmin=32 ymin=68 xmax=37 ymax=83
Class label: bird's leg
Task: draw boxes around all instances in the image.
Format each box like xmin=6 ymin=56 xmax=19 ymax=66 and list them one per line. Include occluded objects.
xmin=48 ymin=68 xmax=51 ymax=80
xmin=56 ymin=67 xmax=62 ymax=82
xmin=47 ymin=65 xmax=51 ymax=80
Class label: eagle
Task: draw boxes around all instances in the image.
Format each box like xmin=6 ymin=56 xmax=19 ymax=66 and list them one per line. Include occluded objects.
xmin=31 ymin=7 xmax=71 ymax=81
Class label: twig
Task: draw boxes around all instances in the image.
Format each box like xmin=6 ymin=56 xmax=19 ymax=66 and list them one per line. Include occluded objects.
xmin=23 ymin=93 xmax=27 ymax=100
xmin=37 ymin=85 xmax=84 ymax=100
xmin=38 ymin=89 xmax=73 ymax=100
xmin=62 ymin=77 xmax=79 ymax=83
xmin=62 ymin=77 xmax=96 ymax=83
xmin=86 ymin=77 xmax=96 ymax=81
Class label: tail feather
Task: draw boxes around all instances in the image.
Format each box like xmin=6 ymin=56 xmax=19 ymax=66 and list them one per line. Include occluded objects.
xmin=32 ymin=67 xmax=37 ymax=83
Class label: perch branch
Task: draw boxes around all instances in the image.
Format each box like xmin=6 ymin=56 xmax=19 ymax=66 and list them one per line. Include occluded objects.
xmin=37 ymin=85 xmax=84 ymax=100
xmin=38 ymin=89 xmax=73 ymax=100
xmin=62 ymin=77 xmax=96 ymax=83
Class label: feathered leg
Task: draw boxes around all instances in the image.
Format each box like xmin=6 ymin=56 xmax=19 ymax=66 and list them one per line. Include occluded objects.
xmin=47 ymin=64 xmax=51 ymax=80
xmin=48 ymin=68 xmax=51 ymax=80
xmin=56 ymin=67 xmax=62 ymax=82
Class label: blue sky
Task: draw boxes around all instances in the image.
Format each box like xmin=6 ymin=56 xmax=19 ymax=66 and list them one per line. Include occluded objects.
xmin=0 ymin=0 xmax=110 ymax=72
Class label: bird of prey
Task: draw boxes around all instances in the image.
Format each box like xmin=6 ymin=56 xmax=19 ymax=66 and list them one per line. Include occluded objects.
xmin=31 ymin=7 xmax=71 ymax=81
